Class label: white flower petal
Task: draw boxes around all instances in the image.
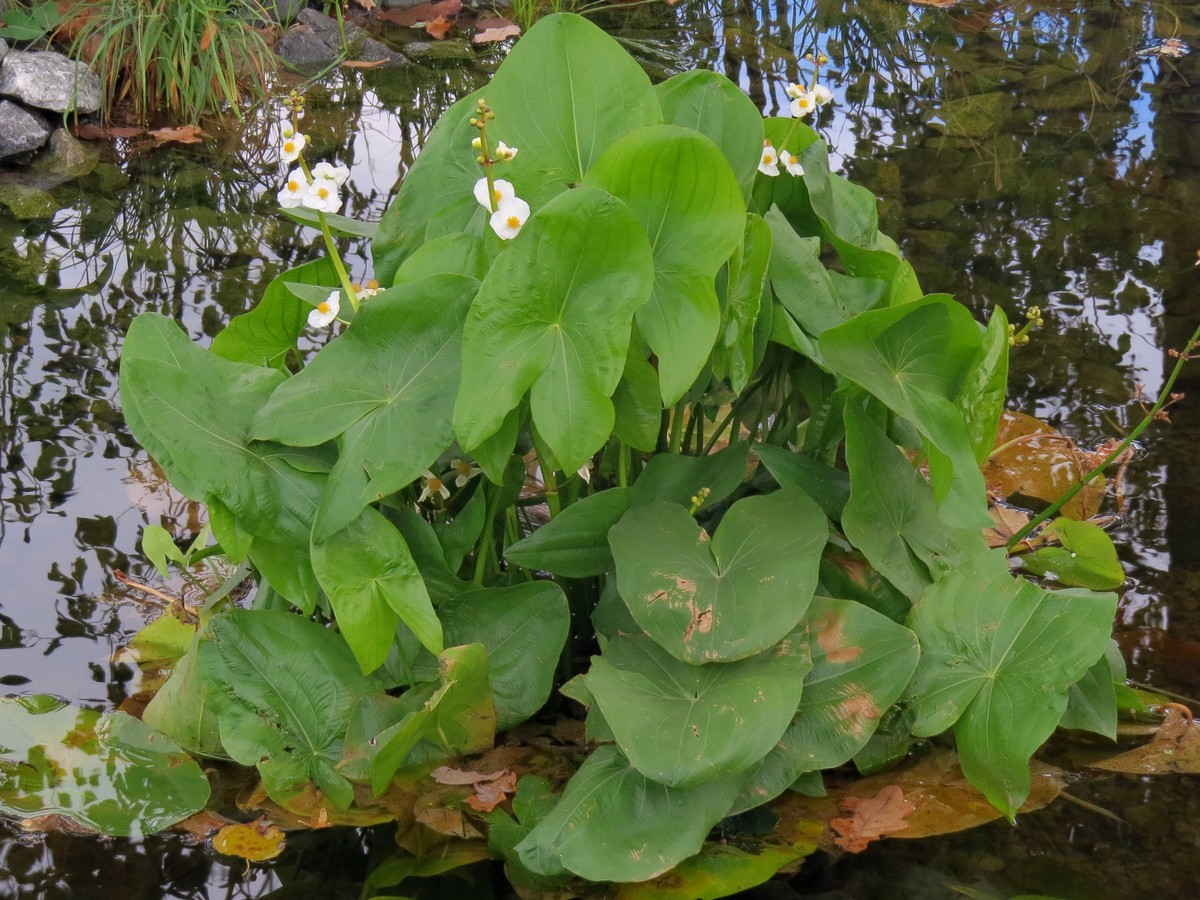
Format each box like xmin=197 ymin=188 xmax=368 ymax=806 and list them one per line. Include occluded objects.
xmin=473 ymin=177 xmax=516 ymax=210
xmin=782 ymin=151 xmax=805 ymax=177
xmin=784 ymin=82 xmax=805 ymax=99
xmin=308 ymin=291 xmax=340 ymax=328
xmin=496 ymin=140 xmax=518 ymax=160
xmin=277 ymin=168 xmax=309 ymax=208
xmin=302 ymin=177 xmax=341 ymax=213
xmin=311 ymin=161 xmax=350 ymax=186
xmin=489 ymin=196 xmax=530 ymax=239
xmin=280 ymin=133 xmax=307 ymax=163
xmin=789 ymin=93 xmax=817 ymax=118
xmin=813 ymin=84 xmax=833 ymax=106
xmin=758 ymin=141 xmax=780 ymax=177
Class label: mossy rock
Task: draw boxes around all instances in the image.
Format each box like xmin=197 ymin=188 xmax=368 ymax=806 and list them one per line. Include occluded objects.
xmin=1025 ymin=78 xmax=1100 ymax=112
xmin=0 ymin=182 xmax=58 ymax=219
xmin=402 ymin=39 xmax=475 ymax=63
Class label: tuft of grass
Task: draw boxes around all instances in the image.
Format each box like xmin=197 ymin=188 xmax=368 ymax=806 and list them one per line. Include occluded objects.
xmin=65 ymin=0 xmax=274 ymax=124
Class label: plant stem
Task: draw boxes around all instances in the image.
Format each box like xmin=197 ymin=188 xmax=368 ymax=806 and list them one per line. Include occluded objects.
xmin=668 ymin=400 xmax=687 ymax=454
xmin=317 ymin=212 xmax=359 ymax=312
xmin=618 ymin=440 xmax=629 ymax=488
xmin=1006 ymin=320 xmax=1200 ymax=549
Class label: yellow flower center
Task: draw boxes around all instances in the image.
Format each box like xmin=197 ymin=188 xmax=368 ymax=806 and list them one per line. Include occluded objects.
xmin=453 ymin=461 xmax=472 ymax=476
xmin=493 ymin=189 xmax=503 ymax=202
xmin=317 ymin=301 xmax=331 ymax=314
xmin=317 ymin=187 xmax=329 ymax=199
xmin=506 ymin=215 xmax=521 ymax=229
xmin=287 ymin=179 xmax=300 ymax=191
xmin=428 ymin=476 xmax=443 ymax=491
xmin=764 ymin=154 xmax=775 ymax=164
xmin=284 ymin=141 xmax=296 ymax=154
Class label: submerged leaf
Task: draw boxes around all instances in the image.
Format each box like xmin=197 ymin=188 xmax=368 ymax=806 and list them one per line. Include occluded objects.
xmin=212 ymin=818 xmax=286 ymax=861
xmin=829 ymin=785 xmax=916 ymax=852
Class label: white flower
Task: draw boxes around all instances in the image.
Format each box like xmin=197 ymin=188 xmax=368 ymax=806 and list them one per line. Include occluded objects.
xmin=450 ymin=458 xmax=482 ymax=488
xmin=302 ymin=176 xmax=341 ymax=213
xmin=784 ymin=82 xmax=806 ymax=100
xmin=277 ymin=168 xmax=309 ymax=208
xmin=280 ymin=132 xmax=307 ymax=163
xmin=473 ymin=177 xmax=515 ymax=211
xmin=471 ymin=136 xmax=483 ymax=150
xmin=419 ymin=469 xmax=450 ymax=503
xmin=495 ymin=140 xmax=518 ymax=161
xmin=812 ymin=84 xmax=834 ymax=106
xmin=280 ymin=119 xmax=296 ymax=140
xmin=311 ymin=161 xmax=350 ymax=186
xmin=577 ymin=462 xmax=592 ymax=484
xmin=489 ymin=197 xmax=530 ymax=240
xmin=790 ymin=92 xmax=817 ymax=118
xmin=758 ymin=141 xmax=780 ymax=177
xmin=781 ymin=149 xmax=805 ymax=177
xmin=308 ymin=291 xmax=340 ymax=328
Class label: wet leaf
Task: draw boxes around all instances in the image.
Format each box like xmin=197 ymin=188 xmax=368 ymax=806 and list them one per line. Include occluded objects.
xmin=467 ymin=771 xmax=518 ymax=812
xmin=1090 ymin=704 xmax=1200 ymax=774
xmin=829 ymin=785 xmax=916 ymax=852
xmin=984 ymin=411 xmax=1106 ymax=519
xmin=984 ymin=504 xmax=1029 ymax=548
xmin=212 ymin=818 xmax=286 ymax=861
xmin=377 ymin=0 xmax=461 ymax=26
xmin=1017 ymin=517 xmax=1125 ymax=590
xmin=0 ymin=697 xmax=210 ymax=837
xmin=474 ymin=17 xmax=520 ymax=43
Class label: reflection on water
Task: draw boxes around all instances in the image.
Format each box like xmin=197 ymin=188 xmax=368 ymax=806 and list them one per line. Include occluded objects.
xmin=2 ymin=1 xmax=1200 ymax=896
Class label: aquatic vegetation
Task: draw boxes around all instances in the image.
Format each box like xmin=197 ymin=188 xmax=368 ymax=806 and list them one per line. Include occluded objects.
xmin=7 ymin=10 xmax=1200 ymax=898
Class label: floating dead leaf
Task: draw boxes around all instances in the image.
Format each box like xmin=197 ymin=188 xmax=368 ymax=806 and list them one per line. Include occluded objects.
xmin=148 ymin=124 xmax=208 ymax=144
xmin=910 ymin=0 xmax=958 ymax=6
xmin=73 ymin=122 xmax=145 ymax=140
xmin=829 ymin=785 xmax=916 ymax=852
xmin=425 ymin=14 xmax=454 ymax=39
xmin=984 ymin=504 xmax=1030 ymax=547
xmin=341 ymin=58 xmax=389 ymax=68
xmin=377 ymin=0 xmax=461 ymax=27
xmin=1136 ymin=37 xmax=1191 ymax=58
xmin=1090 ymin=704 xmax=1200 ymax=774
xmin=173 ymin=810 xmax=230 ymax=843
xmin=352 ymin=0 xmax=377 ymax=8
xmin=213 ymin=818 xmax=286 ymax=861
xmin=984 ymin=410 xmax=1106 ymax=520
xmin=466 ymin=770 xmax=517 ymax=812
xmin=473 ymin=17 xmax=520 ymax=43
xmin=414 ymin=801 xmax=483 ymax=839
xmin=776 ymin=746 xmax=1066 ymax=850
xmin=19 ymin=814 xmax=98 ymax=836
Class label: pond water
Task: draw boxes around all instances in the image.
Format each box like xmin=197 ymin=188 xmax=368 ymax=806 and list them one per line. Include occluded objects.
xmin=3 ymin=0 xmax=1200 ymax=896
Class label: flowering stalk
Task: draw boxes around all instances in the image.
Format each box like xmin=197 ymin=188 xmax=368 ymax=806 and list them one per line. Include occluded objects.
xmin=471 ymin=99 xmax=500 ymax=213
xmin=1006 ymin=320 xmax=1200 ymax=549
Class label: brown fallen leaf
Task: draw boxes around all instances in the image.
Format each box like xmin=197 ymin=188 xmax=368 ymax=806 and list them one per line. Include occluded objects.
xmin=377 ymin=0 xmax=461 ymax=27
xmin=351 ymin=0 xmax=377 ymax=8
xmin=984 ymin=504 xmax=1030 ymax=548
xmin=425 ymin=14 xmax=454 ymax=39
xmin=74 ymin=122 xmax=145 ymax=140
xmin=212 ymin=818 xmax=286 ymax=861
xmin=467 ymin=770 xmax=517 ymax=812
xmin=173 ymin=810 xmax=231 ymax=844
xmin=341 ymin=58 xmax=390 ymax=68
xmin=474 ymin=17 xmax=521 ymax=44
xmin=415 ymin=802 xmax=483 ymax=839
xmin=19 ymin=814 xmax=97 ymax=836
xmin=829 ymin=784 xmax=916 ymax=852
xmin=1090 ymin=704 xmax=1200 ymax=775
xmin=910 ymin=0 xmax=957 ymax=6
xmin=148 ymin=124 xmax=208 ymax=144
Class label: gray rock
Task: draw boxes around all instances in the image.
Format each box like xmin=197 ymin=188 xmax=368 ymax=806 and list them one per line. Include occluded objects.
xmin=0 ymin=50 xmax=102 ymax=114
xmin=379 ymin=0 xmax=428 ymax=8
xmin=296 ymin=7 xmax=366 ymax=42
xmin=357 ymin=37 xmax=411 ymax=67
xmin=265 ymin=0 xmax=306 ymax=24
xmin=1 ymin=37 xmax=9 ymax=66
xmin=276 ymin=25 xmax=340 ymax=71
xmin=403 ymin=40 xmax=475 ymax=63
xmin=278 ymin=10 xmax=409 ymax=70
xmin=30 ymin=128 xmax=99 ymax=179
xmin=0 ymin=99 xmax=50 ymax=161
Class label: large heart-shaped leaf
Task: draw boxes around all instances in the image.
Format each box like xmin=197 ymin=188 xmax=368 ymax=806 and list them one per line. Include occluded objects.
xmin=821 ymin=296 xmax=991 ymax=529
xmin=371 ymin=13 xmax=660 ymax=281
xmin=610 ymin=488 xmax=826 ymax=663
xmin=842 ymin=405 xmax=987 ymax=600
xmin=732 ymin=598 xmax=920 ymax=812
xmin=252 ymin=275 xmax=475 ymax=538
xmin=655 ymin=69 xmax=764 ymax=198
xmin=0 ymin=696 xmax=211 ymax=837
xmin=439 ymin=582 xmax=570 ymax=729
xmin=120 ymin=314 xmax=324 ymax=547
xmin=907 ymin=551 xmax=1117 ymax=817
xmin=311 ymin=506 xmax=443 ymax=674
xmin=585 ymin=633 xmax=811 ymax=787
xmin=515 ymin=745 xmax=743 ymax=883
xmin=453 ymin=187 xmax=654 ymax=473
xmin=585 ymin=126 xmax=746 ymax=404
xmin=195 ymin=609 xmax=379 ymax=811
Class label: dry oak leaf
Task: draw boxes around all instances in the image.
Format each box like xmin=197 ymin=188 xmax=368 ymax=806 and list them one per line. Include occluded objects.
xmin=829 ymin=784 xmax=916 ymax=852
xmin=425 ymin=14 xmax=454 ymax=39
xmin=431 ymin=765 xmax=519 ymax=812
xmin=148 ymin=124 xmax=208 ymax=144
xmin=377 ymin=0 xmax=461 ymax=27
xmin=474 ymin=17 xmax=521 ymax=43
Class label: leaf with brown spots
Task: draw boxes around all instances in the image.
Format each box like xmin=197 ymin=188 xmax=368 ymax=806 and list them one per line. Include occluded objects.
xmin=212 ymin=818 xmax=286 ymax=861
xmin=829 ymin=785 xmax=915 ymax=852
xmin=733 ymin=597 xmax=919 ymax=809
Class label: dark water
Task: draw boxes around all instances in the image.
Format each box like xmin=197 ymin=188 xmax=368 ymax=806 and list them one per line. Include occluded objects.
xmin=3 ymin=1 xmax=1200 ymax=896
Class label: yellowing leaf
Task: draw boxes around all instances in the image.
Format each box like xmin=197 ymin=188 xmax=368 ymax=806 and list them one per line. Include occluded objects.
xmin=212 ymin=818 xmax=286 ymax=861
xmin=474 ymin=18 xmax=521 ymax=43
